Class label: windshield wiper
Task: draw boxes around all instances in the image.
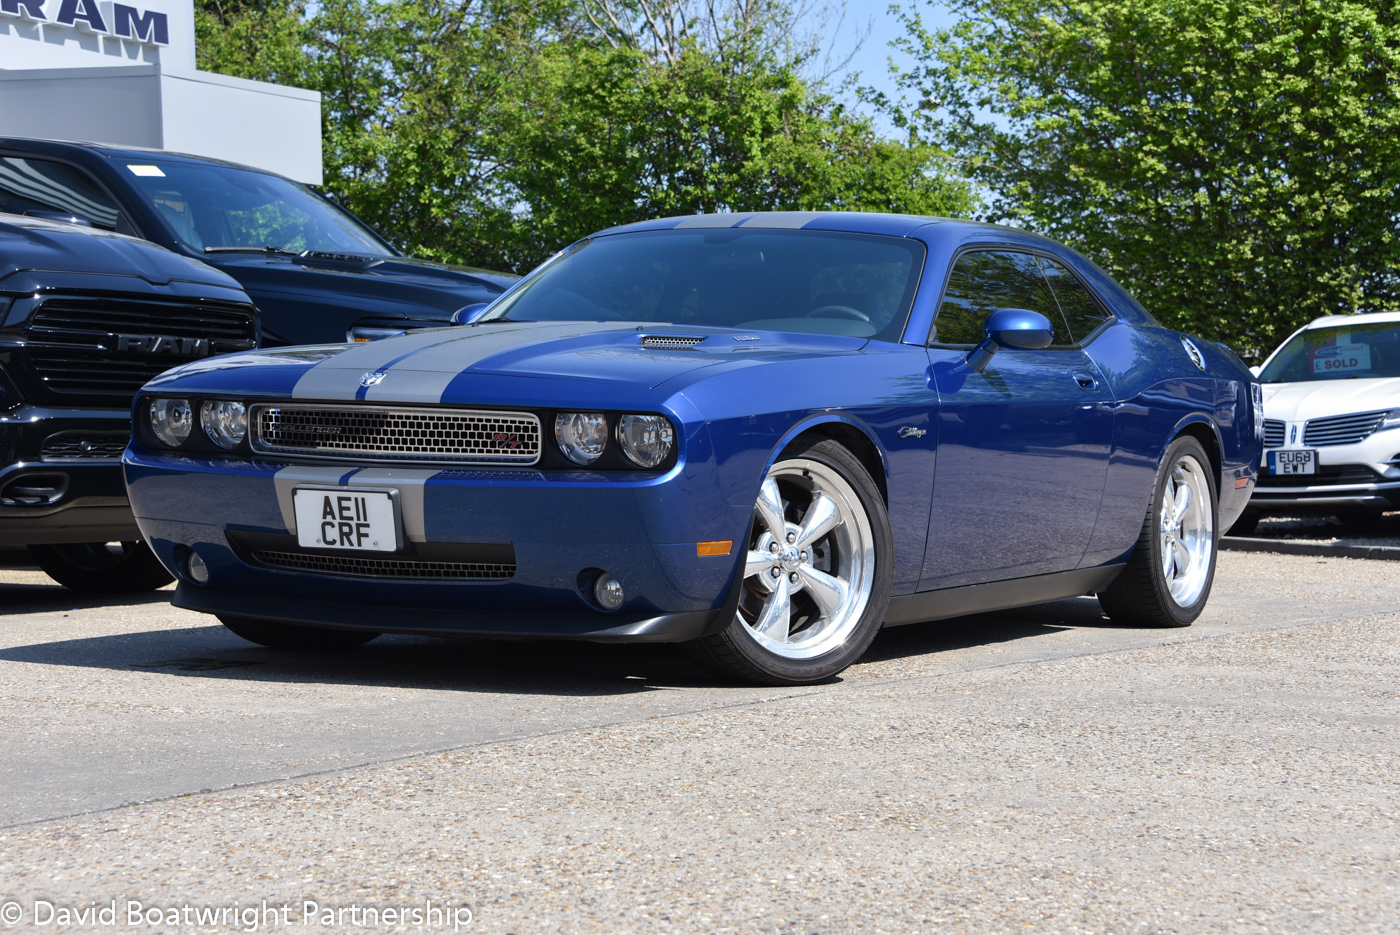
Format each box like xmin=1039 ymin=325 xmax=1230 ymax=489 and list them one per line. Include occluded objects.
xmin=204 ymin=245 xmax=301 ymax=257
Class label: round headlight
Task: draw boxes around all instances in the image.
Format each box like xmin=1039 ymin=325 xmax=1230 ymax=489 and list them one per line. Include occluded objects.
xmin=149 ymin=398 xmax=193 ymax=448
xmin=555 ymin=412 xmax=608 ymax=465
xmin=617 ymin=414 xmax=675 ymax=468
xmin=200 ymin=399 xmax=247 ymax=449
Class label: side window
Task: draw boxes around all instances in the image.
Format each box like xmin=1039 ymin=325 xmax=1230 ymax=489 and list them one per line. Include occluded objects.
xmin=1038 ymin=256 xmax=1113 ymax=344
xmin=0 ymin=157 xmax=123 ymax=231
xmin=931 ymin=250 xmax=1072 ymax=346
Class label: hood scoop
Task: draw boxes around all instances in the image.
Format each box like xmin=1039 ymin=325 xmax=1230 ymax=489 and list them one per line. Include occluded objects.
xmin=640 ymin=334 xmax=707 ymax=349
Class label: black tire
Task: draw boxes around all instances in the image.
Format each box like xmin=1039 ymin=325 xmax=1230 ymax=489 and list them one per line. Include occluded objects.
xmin=684 ymin=437 xmax=894 ymax=685
xmin=1225 ymin=509 xmax=1260 ymax=537
xmin=218 ymin=614 xmax=380 ymax=650
xmin=1098 ymin=436 xmax=1218 ymax=628
xmin=29 ymin=540 xmax=174 ymax=593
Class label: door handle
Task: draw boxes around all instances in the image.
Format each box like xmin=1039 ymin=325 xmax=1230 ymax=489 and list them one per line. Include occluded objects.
xmin=1072 ymin=371 xmax=1099 ymax=391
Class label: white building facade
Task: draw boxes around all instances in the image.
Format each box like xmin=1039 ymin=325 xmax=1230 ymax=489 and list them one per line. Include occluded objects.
xmin=0 ymin=0 xmax=322 ymax=183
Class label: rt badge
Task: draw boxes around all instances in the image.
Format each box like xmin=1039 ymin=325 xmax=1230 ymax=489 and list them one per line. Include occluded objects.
xmin=359 ymin=371 xmax=387 ymax=388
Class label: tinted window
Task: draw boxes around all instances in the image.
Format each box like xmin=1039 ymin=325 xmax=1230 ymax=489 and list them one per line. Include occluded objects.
xmin=1040 ymin=256 xmax=1113 ymax=343
xmin=119 ymin=160 xmax=390 ymax=255
xmin=932 ymin=250 xmax=1070 ymax=345
xmin=482 ymin=229 xmax=926 ymax=341
xmin=1258 ymin=320 xmax=1400 ymax=383
xmin=0 ymin=157 xmax=122 ymax=230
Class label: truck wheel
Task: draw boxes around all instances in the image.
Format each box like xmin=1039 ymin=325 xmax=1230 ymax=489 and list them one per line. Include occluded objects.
xmin=218 ymin=614 xmax=380 ymax=650
xmin=684 ymin=438 xmax=893 ymax=685
xmin=29 ymin=541 xmax=174 ymax=592
xmin=1098 ymin=436 xmax=1218 ymax=628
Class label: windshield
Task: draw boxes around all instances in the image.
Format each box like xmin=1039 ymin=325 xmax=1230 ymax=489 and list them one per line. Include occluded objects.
xmin=1258 ymin=320 xmax=1400 ymax=383
xmin=480 ymin=229 xmax=926 ymax=340
xmin=120 ymin=160 xmax=392 ymax=256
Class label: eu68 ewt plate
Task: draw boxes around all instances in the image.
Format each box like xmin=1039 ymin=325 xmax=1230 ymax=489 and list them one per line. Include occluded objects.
xmin=293 ymin=487 xmax=402 ymax=552
xmin=1268 ymin=449 xmax=1317 ymax=476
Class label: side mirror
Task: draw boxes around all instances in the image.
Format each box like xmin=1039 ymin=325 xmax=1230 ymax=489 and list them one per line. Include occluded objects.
xmin=965 ymin=308 xmax=1055 ymax=372
xmin=451 ymin=303 xmax=490 ymax=325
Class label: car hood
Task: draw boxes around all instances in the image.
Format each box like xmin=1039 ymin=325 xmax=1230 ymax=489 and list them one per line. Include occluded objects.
xmin=1261 ymin=377 xmax=1400 ymax=422
xmin=203 ymin=252 xmax=517 ymax=315
xmin=0 ymin=213 xmax=236 ymax=290
xmin=153 ymin=321 xmax=869 ymax=401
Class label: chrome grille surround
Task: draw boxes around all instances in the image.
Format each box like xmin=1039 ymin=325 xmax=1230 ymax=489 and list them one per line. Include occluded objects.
xmin=640 ymin=335 xmax=707 ymax=349
xmin=1303 ymin=410 xmax=1388 ymax=447
xmin=1263 ymin=420 xmax=1285 ymax=448
xmin=250 ymin=550 xmax=515 ymax=580
xmin=252 ymin=404 xmax=542 ymax=465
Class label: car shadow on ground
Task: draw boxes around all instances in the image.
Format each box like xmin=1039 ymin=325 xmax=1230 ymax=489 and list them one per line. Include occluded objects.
xmin=0 ymin=593 xmax=1125 ymax=695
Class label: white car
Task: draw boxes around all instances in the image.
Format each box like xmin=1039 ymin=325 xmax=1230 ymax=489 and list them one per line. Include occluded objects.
xmin=1239 ymin=311 xmax=1400 ymax=533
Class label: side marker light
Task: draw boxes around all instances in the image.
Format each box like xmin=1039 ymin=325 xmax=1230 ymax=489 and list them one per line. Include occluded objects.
xmin=697 ymin=540 xmax=733 ymax=557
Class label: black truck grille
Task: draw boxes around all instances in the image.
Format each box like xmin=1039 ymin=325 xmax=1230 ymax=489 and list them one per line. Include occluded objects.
xmin=23 ymin=296 xmax=256 ymax=399
xmin=40 ymin=431 xmax=129 ymax=461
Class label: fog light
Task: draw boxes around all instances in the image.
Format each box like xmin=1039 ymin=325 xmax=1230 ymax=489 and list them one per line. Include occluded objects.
xmin=593 ymin=573 xmax=624 ymax=611
xmin=187 ymin=552 xmax=209 ymax=585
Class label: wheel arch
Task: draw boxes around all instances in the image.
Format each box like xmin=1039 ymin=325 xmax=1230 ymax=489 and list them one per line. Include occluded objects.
xmin=1172 ymin=416 xmax=1224 ymax=490
xmin=769 ymin=415 xmax=890 ymax=505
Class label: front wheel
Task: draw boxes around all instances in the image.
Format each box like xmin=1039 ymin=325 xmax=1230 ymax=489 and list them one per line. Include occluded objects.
xmin=684 ymin=438 xmax=893 ymax=685
xmin=29 ymin=540 xmax=174 ymax=592
xmin=218 ymin=614 xmax=380 ymax=651
xmin=1098 ymin=436 xmax=1218 ymax=627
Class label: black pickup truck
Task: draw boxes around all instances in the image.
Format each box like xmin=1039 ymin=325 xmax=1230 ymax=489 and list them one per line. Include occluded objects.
xmin=0 ymin=138 xmax=516 ymax=346
xmin=0 ymin=213 xmax=258 ymax=591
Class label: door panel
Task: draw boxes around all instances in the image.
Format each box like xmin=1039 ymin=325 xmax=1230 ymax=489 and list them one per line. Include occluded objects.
xmin=920 ymin=348 xmax=1113 ymax=589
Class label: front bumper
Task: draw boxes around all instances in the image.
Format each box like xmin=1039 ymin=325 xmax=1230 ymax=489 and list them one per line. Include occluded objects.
xmin=1252 ymin=438 xmax=1400 ymax=512
xmin=124 ymin=448 xmax=751 ymax=641
xmin=0 ymin=406 xmax=140 ymax=546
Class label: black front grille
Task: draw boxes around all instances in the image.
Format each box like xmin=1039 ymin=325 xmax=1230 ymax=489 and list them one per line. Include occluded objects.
xmin=1263 ymin=420 xmax=1285 ymax=447
xmin=23 ymin=296 xmax=256 ymax=400
xmin=249 ymin=550 xmax=515 ymax=580
xmin=253 ymin=404 xmax=542 ymax=464
xmin=40 ymin=431 xmax=128 ymax=461
xmin=1257 ymin=464 xmax=1382 ymax=487
xmin=1303 ymin=410 xmax=1388 ymax=447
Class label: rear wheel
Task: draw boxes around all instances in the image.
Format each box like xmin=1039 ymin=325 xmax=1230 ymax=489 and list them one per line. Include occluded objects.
xmin=1099 ymin=436 xmax=1218 ymax=628
xmin=684 ymin=438 xmax=893 ymax=685
xmin=218 ymin=614 xmax=380 ymax=650
xmin=29 ymin=540 xmax=174 ymax=593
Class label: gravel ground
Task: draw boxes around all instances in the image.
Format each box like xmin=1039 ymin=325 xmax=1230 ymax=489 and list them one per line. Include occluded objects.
xmin=0 ymin=552 xmax=1396 ymax=934
xmin=1245 ymin=512 xmax=1400 ymax=548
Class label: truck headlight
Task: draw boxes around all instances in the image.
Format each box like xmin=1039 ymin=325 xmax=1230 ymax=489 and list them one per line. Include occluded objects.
xmin=617 ymin=414 xmax=674 ymax=468
xmin=200 ymin=399 xmax=247 ymax=449
xmin=555 ymin=412 xmax=608 ymax=465
xmin=149 ymin=398 xmax=193 ymax=448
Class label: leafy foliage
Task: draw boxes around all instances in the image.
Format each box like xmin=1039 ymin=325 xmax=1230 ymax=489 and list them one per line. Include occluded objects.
xmin=887 ymin=0 xmax=1400 ymax=351
xmin=195 ymin=0 xmax=974 ymax=273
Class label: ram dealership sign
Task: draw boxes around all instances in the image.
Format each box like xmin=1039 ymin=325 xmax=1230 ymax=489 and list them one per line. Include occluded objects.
xmin=0 ymin=0 xmax=169 ymax=46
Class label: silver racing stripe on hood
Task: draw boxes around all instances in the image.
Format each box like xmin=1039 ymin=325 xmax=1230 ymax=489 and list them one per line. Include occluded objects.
xmin=290 ymin=329 xmax=467 ymax=401
xmin=361 ymin=322 xmax=642 ymax=404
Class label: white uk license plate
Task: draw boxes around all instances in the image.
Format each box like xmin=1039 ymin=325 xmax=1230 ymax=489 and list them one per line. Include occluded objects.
xmin=293 ymin=487 xmax=401 ymax=552
xmin=1268 ymin=449 xmax=1317 ymax=475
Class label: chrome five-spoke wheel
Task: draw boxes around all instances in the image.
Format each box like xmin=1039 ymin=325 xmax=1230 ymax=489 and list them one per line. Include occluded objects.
xmin=685 ymin=438 xmax=893 ymax=685
xmin=739 ymin=457 xmax=875 ymax=659
xmin=1099 ymin=435 xmax=1218 ymax=628
xmin=1158 ymin=452 xmax=1214 ymax=607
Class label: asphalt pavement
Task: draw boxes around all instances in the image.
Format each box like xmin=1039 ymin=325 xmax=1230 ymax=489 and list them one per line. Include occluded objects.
xmin=0 ymin=550 xmax=1395 ymax=933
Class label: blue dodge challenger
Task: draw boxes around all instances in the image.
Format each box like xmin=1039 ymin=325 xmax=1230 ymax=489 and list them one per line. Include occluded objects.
xmin=122 ymin=213 xmax=1262 ymax=684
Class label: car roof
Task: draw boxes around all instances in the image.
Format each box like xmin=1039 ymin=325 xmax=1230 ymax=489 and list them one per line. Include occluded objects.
xmin=0 ymin=136 xmax=294 ymax=181
xmin=1306 ymin=311 xmax=1400 ymax=328
xmin=599 ymin=211 xmax=1059 ymax=244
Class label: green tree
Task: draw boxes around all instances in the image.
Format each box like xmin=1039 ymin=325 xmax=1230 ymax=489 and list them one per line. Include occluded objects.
xmin=195 ymin=0 xmax=309 ymax=83
xmin=888 ymin=0 xmax=1400 ymax=351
